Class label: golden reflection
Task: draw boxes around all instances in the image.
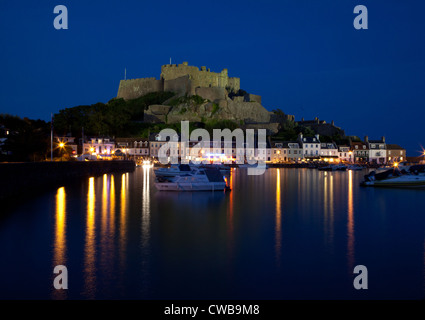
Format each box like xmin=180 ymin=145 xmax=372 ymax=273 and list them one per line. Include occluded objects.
xmin=323 ymin=173 xmax=334 ymax=251
xmin=347 ymin=170 xmax=355 ymax=272
xmin=84 ymin=177 xmax=96 ymax=298
xmin=102 ymin=174 xmax=108 ymax=237
xmin=142 ymin=167 xmax=150 ymax=249
xmin=227 ymin=170 xmax=234 ymax=259
xmin=52 ymin=187 xmax=67 ymax=299
xmin=275 ymin=169 xmax=282 ymax=266
xmin=120 ymin=173 xmax=127 ymax=266
xmin=110 ymin=174 xmax=115 ymax=237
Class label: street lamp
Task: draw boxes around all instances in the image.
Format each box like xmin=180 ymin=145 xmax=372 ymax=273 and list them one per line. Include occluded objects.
xmin=58 ymin=142 xmax=65 ymax=161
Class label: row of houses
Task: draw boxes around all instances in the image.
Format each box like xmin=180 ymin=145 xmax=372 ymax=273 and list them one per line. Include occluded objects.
xmin=58 ymin=133 xmax=406 ymax=164
xmin=271 ymin=134 xmax=406 ymax=164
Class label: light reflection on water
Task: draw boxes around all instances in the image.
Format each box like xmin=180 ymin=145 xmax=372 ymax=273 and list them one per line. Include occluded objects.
xmin=52 ymin=187 xmax=67 ymax=300
xmin=83 ymin=177 xmax=96 ymax=299
xmin=3 ymin=167 xmax=425 ymax=299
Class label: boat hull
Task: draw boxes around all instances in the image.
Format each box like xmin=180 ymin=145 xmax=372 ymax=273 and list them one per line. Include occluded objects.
xmin=361 ymin=176 xmax=425 ymax=188
xmin=154 ymin=182 xmax=226 ymax=191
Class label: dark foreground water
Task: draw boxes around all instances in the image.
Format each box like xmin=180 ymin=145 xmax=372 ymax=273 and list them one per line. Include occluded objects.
xmin=1 ymin=167 xmax=425 ymax=300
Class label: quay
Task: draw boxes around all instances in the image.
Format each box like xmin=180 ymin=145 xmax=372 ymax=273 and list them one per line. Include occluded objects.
xmin=0 ymin=160 xmax=135 ymax=201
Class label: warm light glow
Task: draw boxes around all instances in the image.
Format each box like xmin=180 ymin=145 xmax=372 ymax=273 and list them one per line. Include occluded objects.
xmin=120 ymin=173 xmax=127 ymax=270
xmin=276 ymin=169 xmax=282 ymax=265
xmin=394 ymin=162 xmax=399 ymax=168
xmin=83 ymin=177 xmax=96 ymax=298
xmin=90 ymin=147 xmax=94 ymax=153
xmin=59 ymin=142 xmax=65 ymax=148
xmin=53 ymin=186 xmax=67 ymax=299
xmin=347 ymin=170 xmax=355 ymax=272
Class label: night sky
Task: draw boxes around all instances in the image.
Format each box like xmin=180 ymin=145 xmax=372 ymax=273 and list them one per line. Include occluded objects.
xmin=0 ymin=0 xmax=424 ymax=155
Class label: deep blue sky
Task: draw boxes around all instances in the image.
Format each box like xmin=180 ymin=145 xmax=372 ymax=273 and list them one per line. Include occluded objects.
xmin=0 ymin=0 xmax=424 ymax=156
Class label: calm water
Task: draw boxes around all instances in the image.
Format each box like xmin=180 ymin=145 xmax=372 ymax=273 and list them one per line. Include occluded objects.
xmin=1 ymin=167 xmax=425 ymax=300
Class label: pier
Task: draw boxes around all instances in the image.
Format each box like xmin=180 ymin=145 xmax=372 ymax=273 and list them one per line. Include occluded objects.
xmin=0 ymin=160 xmax=135 ymax=201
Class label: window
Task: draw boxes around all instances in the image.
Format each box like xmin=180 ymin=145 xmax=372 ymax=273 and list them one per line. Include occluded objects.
xmin=355 ymin=145 xmax=358 ymax=149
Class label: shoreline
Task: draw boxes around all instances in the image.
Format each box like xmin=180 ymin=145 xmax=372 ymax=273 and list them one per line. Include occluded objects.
xmin=0 ymin=160 xmax=135 ymax=201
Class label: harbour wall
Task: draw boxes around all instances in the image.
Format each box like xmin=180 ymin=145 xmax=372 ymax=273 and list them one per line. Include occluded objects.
xmin=0 ymin=161 xmax=135 ymax=201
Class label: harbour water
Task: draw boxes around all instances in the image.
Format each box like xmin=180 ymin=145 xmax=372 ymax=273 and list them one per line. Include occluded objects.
xmin=1 ymin=167 xmax=425 ymax=300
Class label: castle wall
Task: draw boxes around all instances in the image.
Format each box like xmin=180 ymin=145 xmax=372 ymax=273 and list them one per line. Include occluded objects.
xmin=227 ymin=77 xmax=240 ymax=91
xmin=117 ymin=78 xmax=163 ymax=100
xmin=246 ymin=94 xmax=261 ymax=104
xmin=161 ymin=62 xmax=239 ymax=92
xmin=164 ymin=75 xmax=191 ymax=95
xmin=195 ymin=87 xmax=226 ymax=101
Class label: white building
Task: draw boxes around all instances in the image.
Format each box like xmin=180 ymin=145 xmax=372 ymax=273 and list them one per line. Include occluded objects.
xmin=365 ymin=136 xmax=386 ymax=164
xmin=320 ymin=142 xmax=339 ymax=161
xmin=338 ymin=145 xmax=352 ymax=163
xmin=83 ymin=137 xmax=115 ymax=157
xmin=298 ymin=133 xmax=321 ymax=160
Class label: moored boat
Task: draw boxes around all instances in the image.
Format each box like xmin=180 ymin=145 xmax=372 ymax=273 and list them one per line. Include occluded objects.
xmin=347 ymin=164 xmax=365 ymax=171
xmin=360 ymin=168 xmax=425 ymax=187
xmin=154 ymin=167 xmax=228 ymax=191
xmin=154 ymin=164 xmax=194 ymax=177
xmin=318 ymin=164 xmax=347 ymax=171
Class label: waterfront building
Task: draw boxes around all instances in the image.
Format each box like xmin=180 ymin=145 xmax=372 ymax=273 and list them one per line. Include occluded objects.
xmin=351 ymin=141 xmax=369 ymax=163
xmin=338 ymin=145 xmax=352 ymax=163
xmin=320 ymin=142 xmax=339 ymax=161
xmin=386 ymin=144 xmax=406 ymax=164
xmin=298 ymin=133 xmax=321 ymax=161
xmin=149 ymin=132 xmax=182 ymax=160
xmin=83 ymin=137 xmax=115 ymax=158
xmin=365 ymin=136 xmax=387 ymax=164
xmin=115 ymin=138 xmax=150 ymax=160
xmin=271 ymin=141 xmax=302 ymax=163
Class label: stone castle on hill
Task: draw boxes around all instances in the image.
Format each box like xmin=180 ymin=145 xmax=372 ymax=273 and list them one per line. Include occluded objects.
xmin=117 ymin=61 xmax=242 ymax=100
xmin=115 ymin=61 xmax=288 ymax=132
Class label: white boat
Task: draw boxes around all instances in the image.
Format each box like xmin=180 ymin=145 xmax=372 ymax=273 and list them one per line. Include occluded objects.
xmin=154 ymin=164 xmax=194 ymax=177
xmin=155 ymin=167 xmax=227 ymax=191
xmin=361 ymin=169 xmax=425 ymax=187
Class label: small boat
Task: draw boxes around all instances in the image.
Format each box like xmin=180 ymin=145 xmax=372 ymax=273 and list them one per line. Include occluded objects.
xmin=154 ymin=164 xmax=194 ymax=177
xmin=155 ymin=167 xmax=228 ymax=191
xmin=360 ymin=169 xmax=425 ymax=187
xmin=318 ymin=164 xmax=347 ymax=171
xmin=347 ymin=164 xmax=365 ymax=171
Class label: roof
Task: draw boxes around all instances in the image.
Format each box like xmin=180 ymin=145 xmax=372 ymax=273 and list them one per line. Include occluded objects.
xmin=299 ymin=137 xmax=320 ymax=143
xmin=115 ymin=137 xmax=148 ymax=143
xmin=351 ymin=142 xmax=369 ymax=150
xmin=320 ymin=142 xmax=337 ymax=149
xmin=272 ymin=141 xmax=300 ymax=148
xmin=386 ymin=144 xmax=405 ymax=150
